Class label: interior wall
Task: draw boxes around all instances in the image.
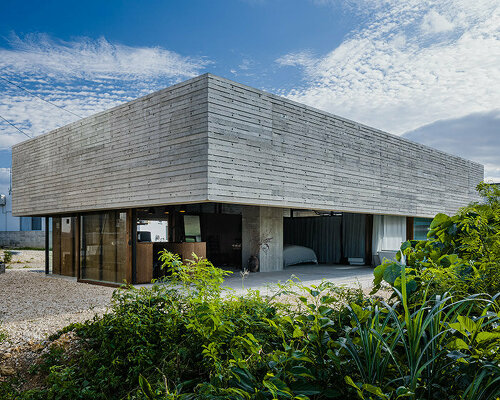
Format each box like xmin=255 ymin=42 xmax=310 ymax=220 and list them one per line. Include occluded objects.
xmin=284 ymin=213 xmax=367 ymax=264
xmin=200 ymin=213 xmax=241 ymax=268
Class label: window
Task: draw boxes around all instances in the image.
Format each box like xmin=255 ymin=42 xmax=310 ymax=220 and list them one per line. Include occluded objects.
xmin=20 ymin=217 xmax=31 ymax=231
xmin=80 ymin=211 xmax=128 ymax=283
xmin=414 ymin=218 xmax=432 ymax=241
xmin=184 ymin=215 xmax=201 ymax=242
xmin=31 ymin=217 xmax=42 ymax=231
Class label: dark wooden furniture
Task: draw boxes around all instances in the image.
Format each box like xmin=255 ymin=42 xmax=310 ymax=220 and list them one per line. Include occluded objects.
xmin=136 ymin=242 xmax=207 ymax=284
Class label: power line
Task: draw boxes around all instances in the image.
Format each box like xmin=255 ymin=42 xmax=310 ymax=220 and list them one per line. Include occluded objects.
xmin=0 ymin=114 xmax=32 ymax=139
xmin=0 ymin=75 xmax=84 ymax=119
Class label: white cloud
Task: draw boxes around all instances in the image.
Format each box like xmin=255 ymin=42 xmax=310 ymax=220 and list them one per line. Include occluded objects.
xmin=276 ymin=51 xmax=317 ymax=68
xmin=239 ymin=58 xmax=253 ymax=70
xmin=278 ymin=0 xmax=500 ymax=135
xmin=0 ymin=168 xmax=11 ymax=196
xmin=421 ymin=10 xmax=455 ymax=34
xmin=0 ymin=168 xmax=10 ymax=183
xmin=1 ymin=33 xmax=207 ymax=80
xmin=0 ymin=34 xmax=210 ymax=149
xmin=0 ymin=133 xmax=27 ymax=150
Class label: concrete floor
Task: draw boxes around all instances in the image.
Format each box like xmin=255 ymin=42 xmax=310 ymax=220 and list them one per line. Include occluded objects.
xmin=37 ymin=262 xmax=375 ymax=294
xmin=222 ymin=264 xmax=374 ymax=294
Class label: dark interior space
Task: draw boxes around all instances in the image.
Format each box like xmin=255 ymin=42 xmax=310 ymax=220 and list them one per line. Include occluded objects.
xmin=200 ymin=213 xmax=241 ymax=269
xmin=135 ymin=206 xmax=242 ymax=279
xmin=284 ymin=212 xmax=371 ymax=265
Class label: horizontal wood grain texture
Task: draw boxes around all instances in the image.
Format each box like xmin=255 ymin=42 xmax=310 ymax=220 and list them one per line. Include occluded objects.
xmin=12 ymin=74 xmax=483 ymax=218
xmin=12 ymin=75 xmax=210 ymax=215
xmin=205 ymin=75 xmax=483 ymax=218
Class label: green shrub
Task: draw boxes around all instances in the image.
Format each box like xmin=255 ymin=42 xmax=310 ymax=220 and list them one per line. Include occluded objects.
xmin=0 ymin=326 xmax=7 ymax=344
xmin=2 ymin=250 xmax=13 ymax=264
xmin=15 ymin=248 xmax=500 ymax=400
xmin=372 ymin=182 xmax=500 ymax=299
xmin=344 ymin=267 xmax=500 ymax=400
xmin=17 ymin=254 xmax=364 ymax=399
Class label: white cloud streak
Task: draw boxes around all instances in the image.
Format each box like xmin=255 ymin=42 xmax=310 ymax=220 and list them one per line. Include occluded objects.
xmin=0 ymin=34 xmax=210 ymax=150
xmin=421 ymin=10 xmax=455 ymax=34
xmin=1 ymin=33 xmax=207 ymax=81
xmin=0 ymin=167 xmax=11 ymax=195
xmin=278 ymin=0 xmax=500 ymax=135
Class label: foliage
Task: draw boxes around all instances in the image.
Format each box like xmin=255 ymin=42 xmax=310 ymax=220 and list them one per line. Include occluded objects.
xmin=0 ymin=325 xmax=7 ymax=344
xmin=9 ymin=245 xmax=500 ymax=400
xmin=345 ymin=266 xmax=500 ymax=399
xmin=372 ymin=182 xmax=500 ymax=299
xmin=10 ymin=254 xmax=363 ymax=399
xmin=2 ymin=249 xmax=13 ymax=264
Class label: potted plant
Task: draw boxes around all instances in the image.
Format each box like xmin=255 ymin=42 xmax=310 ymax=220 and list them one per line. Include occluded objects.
xmin=247 ymin=234 xmax=273 ymax=272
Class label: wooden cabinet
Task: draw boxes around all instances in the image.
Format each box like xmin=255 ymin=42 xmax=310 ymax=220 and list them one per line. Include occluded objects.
xmin=135 ymin=242 xmax=207 ymax=284
xmin=136 ymin=243 xmax=154 ymax=283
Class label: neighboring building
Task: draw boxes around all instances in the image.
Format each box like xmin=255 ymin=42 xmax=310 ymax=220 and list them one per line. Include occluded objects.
xmin=0 ymin=174 xmax=48 ymax=248
xmin=11 ymin=74 xmax=483 ymax=285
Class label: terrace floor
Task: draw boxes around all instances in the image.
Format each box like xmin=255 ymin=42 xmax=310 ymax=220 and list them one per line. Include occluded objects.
xmin=221 ymin=264 xmax=374 ymax=294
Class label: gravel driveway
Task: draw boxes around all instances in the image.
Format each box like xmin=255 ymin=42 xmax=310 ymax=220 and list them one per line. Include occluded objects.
xmin=0 ymin=251 xmax=379 ymax=351
xmin=0 ymin=268 xmax=114 ymax=350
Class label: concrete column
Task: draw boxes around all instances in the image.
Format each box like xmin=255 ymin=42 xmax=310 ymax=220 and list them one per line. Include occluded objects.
xmin=242 ymin=206 xmax=283 ymax=272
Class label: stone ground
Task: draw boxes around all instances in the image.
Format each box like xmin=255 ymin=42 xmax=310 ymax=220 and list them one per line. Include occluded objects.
xmin=0 ymin=249 xmax=46 ymax=270
xmin=0 ymin=249 xmax=115 ymax=384
xmin=0 ymin=269 xmax=114 ymax=350
xmin=0 ymin=249 xmax=381 ymax=383
xmin=1 ymin=250 xmax=377 ymax=348
xmin=223 ymin=264 xmax=375 ymax=295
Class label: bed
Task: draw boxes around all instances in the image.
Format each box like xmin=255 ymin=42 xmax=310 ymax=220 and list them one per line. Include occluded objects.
xmin=283 ymin=245 xmax=318 ymax=267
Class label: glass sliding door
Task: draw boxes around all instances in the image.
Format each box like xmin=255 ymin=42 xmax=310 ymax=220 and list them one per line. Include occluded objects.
xmin=80 ymin=211 xmax=128 ymax=284
xmin=52 ymin=216 xmax=77 ymax=277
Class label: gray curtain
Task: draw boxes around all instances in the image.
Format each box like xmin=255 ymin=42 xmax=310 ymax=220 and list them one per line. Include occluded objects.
xmin=284 ymin=216 xmax=342 ymax=263
xmin=342 ymin=213 xmax=366 ymax=259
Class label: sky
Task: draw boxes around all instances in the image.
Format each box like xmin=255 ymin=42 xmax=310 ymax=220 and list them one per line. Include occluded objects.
xmin=0 ymin=0 xmax=499 ymax=195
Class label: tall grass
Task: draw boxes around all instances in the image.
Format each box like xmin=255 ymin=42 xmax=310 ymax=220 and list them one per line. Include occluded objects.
xmin=342 ymin=256 xmax=500 ymax=400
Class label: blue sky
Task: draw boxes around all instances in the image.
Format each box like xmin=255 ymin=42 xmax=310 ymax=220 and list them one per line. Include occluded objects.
xmin=1 ymin=0 xmax=499 ymax=194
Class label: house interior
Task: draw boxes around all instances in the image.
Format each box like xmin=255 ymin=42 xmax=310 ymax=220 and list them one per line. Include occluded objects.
xmin=50 ymin=202 xmax=431 ymax=286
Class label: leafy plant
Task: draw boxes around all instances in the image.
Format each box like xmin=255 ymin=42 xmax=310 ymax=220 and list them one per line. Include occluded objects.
xmin=343 ymin=261 xmax=500 ymax=400
xmin=2 ymin=249 xmax=13 ymax=264
xmin=372 ymin=182 xmax=500 ymax=299
xmin=12 ymin=247 xmax=500 ymax=400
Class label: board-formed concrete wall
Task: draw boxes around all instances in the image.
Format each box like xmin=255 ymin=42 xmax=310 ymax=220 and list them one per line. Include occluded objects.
xmin=12 ymin=74 xmax=483 ymax=218
xmin=205 ymin=75 xmax=483 ymax=218
xmin=12 ymin=75 xmax=210 ymax=216
xmin=241 ymin=206 xmax=283 ymax=272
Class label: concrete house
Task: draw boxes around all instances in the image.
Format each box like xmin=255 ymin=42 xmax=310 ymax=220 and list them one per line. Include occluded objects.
xmin=11 ymin=74 xmax=483 ymax=285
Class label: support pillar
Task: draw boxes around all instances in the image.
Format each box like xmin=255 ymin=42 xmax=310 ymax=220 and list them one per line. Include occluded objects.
xmin=45 ymin=216 xmax=49 ymax=275
xmin=131 ymin=208 xmax=137 ymax=284
xmin=242 ymin=206 xmax=283 ymax=272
